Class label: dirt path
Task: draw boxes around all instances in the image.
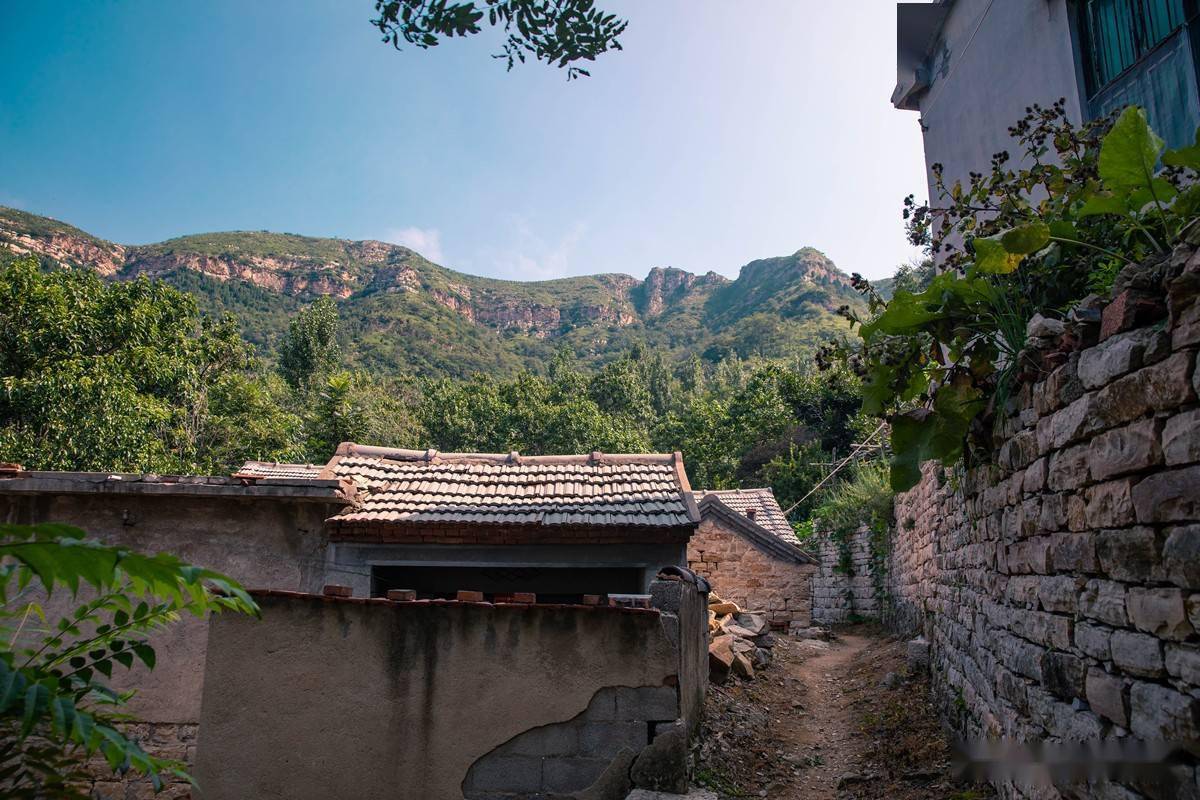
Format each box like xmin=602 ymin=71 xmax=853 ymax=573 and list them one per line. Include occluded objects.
xmin=774 ymin=633 xmax=872 ymax=798
xmin=695 ymin=627 xmax=993 ymax=800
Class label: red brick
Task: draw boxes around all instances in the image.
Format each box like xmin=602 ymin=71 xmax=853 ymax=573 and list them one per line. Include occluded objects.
xmin=322 ymin=584 xmax=352 ymax=597
xmin=456 ymin=590 xmax=485 ymax=602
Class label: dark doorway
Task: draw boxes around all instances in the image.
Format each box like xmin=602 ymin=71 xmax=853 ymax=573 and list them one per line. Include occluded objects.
xmin=371 ymin=564 xmax=643 ymax=604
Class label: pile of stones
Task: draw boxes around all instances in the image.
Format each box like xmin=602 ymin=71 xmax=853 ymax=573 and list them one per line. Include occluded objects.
xmin=706 ymin=592 xmax=776 ymax=682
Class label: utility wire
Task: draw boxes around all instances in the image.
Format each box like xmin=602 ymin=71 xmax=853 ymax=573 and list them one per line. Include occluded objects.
xmin=781 ymin=422 xmax=887 ymax=518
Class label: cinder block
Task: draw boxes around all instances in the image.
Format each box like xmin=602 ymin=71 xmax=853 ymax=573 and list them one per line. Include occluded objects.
xmin=542 ymin=757 xmax=610 ymax=793
xmin=463 ymin=755 xmax=543 ymax=793
xmin=615 ymin=686 xmax=678 ymax=721
xmin=578 ymin=720 xmax=647 ymax=757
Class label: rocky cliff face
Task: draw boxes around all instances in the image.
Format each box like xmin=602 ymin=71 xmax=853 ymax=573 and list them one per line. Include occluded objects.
xmin=639 ymin=267 xmax=729 ymax=317
xmin=3 ymin=230 xmax=127 ymax=276
xmin=0 ymin=206 xmax=863 ymax=372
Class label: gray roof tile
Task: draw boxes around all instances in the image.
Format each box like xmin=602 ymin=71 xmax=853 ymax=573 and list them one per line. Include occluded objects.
xmin=326 ymin=444 xmax=697 ymax=529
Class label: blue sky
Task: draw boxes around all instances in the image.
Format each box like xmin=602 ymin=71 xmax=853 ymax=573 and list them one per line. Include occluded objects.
xmin=1 ymin=2 xmax=927 ymax=281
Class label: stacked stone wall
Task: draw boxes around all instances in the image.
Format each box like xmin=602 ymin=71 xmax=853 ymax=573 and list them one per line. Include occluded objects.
xmin=885 ymin=242 xmax=1200 ymax=799
xmin=688 ymin=518 xmax=816 ymax=629
xmin=812 ymin=526 xmax=881 ymax=624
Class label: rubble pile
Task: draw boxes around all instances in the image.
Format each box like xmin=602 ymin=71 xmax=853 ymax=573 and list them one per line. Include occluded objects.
xmin=706 ymin=592 xmax=777 ymax=682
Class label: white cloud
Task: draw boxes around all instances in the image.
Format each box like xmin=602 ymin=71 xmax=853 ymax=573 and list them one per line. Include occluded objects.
xmin=383 ymin=226 xmax=445 ymax=263
xmin=482 ymin=217 xmax=589 ymax=280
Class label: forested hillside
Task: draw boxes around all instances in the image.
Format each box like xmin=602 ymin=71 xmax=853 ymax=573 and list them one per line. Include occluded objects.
xmin=0 ymin=206 xmax=863 ymax=376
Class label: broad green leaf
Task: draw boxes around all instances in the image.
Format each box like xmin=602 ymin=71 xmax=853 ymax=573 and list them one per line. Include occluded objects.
xmin=1078 ymin=192 xmax=1128 ymax=217
xmin=1163 ymin=128 xmax=1200 ymax=170
xmin=1000 ymin=222 xmax=1050 ymax=254
xmin=972 ymin=236 xmax=1024 ymax=274
xmin=1099 ymin=106 xmax=1163 ymax=191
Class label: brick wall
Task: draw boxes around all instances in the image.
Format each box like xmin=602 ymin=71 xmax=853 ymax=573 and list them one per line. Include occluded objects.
xmin=688 ymin=518 xmax=816 ymax=629
xmin=86 ymin=723 xmax=196 ymax=799
xmin=885 ymin=242 xmax=1200 ymax=799
xmin=812 ymin=526 xmax=882 ymax=624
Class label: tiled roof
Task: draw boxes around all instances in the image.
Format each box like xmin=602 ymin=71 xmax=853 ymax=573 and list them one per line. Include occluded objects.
xmin=326 ymin=444 xmax=700 ymax=529
xmin=693 ymin=487 xmax=800 ymax=545
xmin=234 ymin=461 xmax=325 ymax=481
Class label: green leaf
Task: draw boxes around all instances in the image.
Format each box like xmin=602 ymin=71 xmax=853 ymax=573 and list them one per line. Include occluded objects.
xmin=1163 ymin=128 xmax=1200 ymax=170
xmin=1000 ymin=222 xmax=1050 ymax=254
xmin=1078 ymin=191 xmax=1129 ymax=217
xmin=1099 ymin=106 xmax=1164 ymax=191
xmin=972 ymin=236 xmax=1023 ymax=274
xmin=131 ymin=643 xmax=156 ymax=670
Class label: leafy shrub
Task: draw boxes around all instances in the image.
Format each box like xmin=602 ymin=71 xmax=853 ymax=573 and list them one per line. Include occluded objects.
xmin=0 ymin=523 xmax=257 ymax=798
xmin=846 ymin=106 xmax=1200 ymax=491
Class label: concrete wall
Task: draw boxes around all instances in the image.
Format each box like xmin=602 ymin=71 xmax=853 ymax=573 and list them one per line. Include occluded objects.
xmin=195 ymin=579 xmax=708 ymax=800
xmin=884 ymin=241 xmax=1200 ymax=799
xmin=0 ymin=481 xmax=345 ymax=799
xmin=908 ymin=0 xmax=1086 ymax=205
xmin=811 ymin=526 xmax=881 ymax=625
xmin=687 ymin=517 xmax=816 ymax=629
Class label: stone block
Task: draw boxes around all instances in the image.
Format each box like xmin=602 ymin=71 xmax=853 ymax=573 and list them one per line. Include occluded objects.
xmin=1079 ymin=579 xmax=1127 ymax=627
xmin=1165 ymin=643 xmax=1200 ymax=685
xmin=1089 ymin=418 xmax=1163 ymax=480
xmin=1165 ymin=525 xmax=1200 ymax=589
xmin=1093 ymin=352 xmax=1195 ymax=434
xmin=1130 ymin=682 xmax=1200 ymax=740
xmin=1048 ymin=443 xmax=1092 ymax=491
xmin=1006 ymin=575 xmax=1041 ymax=609
xmin=1010 ymin=609 xmax=1073 ymax=650
xmin=1126 ymin=587 xmax=1193 ymax=640
xmin=1111 ymin=630 xmax=1165 ymax=678
xmin=1007 ymin=537 xmax=1051 ymax=575
xmin=1097 ymin=527 xmax=1162 ymax=582
xmin=1038 ymin=575 xmax=1082 ymax=614
xmin=1085 ymin=668 xmax=1129 ymax=727
xmin=1078 ymin=328 xmax=1154 ymax=389
xmin=1074 ymin=621 xmax=1113 ymax=661
xmin=1085 ymin=479 xmax=1137 ymax=528
xmin=1133 ymin=465 xmax=1200 ymax=524
xmin=1024 ymin=457 xmax=1048 ymax=493
xmin=1042 ymin=650 xmax=1087 ymax=700
xmin=1100 ymin=290 xmax=1165 ymax=341
xmin=629 ymin=720 xmax=688 ymax=794
xmin=1162 ymin=409 xmax=1200 ymax=467
xmin=1048 ymin=533 xmax=1097 ymax=573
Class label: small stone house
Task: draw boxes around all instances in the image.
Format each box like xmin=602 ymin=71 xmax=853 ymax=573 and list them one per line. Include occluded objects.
xmin=687 ymin=487 xmax=817 ymax=630
xmin=1 ymin=445 xmax=707 ymax=799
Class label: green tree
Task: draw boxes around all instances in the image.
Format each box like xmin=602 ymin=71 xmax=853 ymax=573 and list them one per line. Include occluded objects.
xmin=278 ymin=296 xmax=341 ymax=390
xmin=0 ymin=523 xmax=257 ymax=798
xmin=371 ymin=0 xmax=627 ymax=79
xmin=0 ymin=257 xmax=283 ymax=474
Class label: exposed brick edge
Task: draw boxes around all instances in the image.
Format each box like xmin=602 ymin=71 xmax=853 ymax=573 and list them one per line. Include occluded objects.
xmin=247 ymin=589 xmax=663 ymax=616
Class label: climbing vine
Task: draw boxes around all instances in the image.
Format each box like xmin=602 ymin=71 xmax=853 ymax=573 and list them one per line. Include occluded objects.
xmin=837 ymin=104 xmax=1200 ymax=492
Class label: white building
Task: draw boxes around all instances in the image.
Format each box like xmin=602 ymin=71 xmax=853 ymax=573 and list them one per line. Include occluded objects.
xmin=894 ymin=0 xmax=1200 ymax=200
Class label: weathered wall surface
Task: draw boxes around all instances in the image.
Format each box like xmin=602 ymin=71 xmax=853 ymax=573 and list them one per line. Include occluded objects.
xmin=0 ymin=479 xmax=346 ymax=799
xmin=688 ymin=517 xmax=816 ymax=629
xmin=886 ymin=245 xmax=1200 ymax=799
xmin=812 ymin=526 xmax=881 ymax=625
xmin=195 ymin=580 xmax=707 ymax=800
xmin=903 ymin=0 xmax=1086 ymax=220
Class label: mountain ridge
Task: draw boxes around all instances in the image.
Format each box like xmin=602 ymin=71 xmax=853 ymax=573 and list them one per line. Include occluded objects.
xmin=0 ymin=205 xmax=863 ymax=376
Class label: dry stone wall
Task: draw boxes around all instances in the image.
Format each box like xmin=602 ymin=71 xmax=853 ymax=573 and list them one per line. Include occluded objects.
xmin=812 ymin=526 xmax=881 ymax=624
xmin=886 ymin=242 xmax=1200 ymax=799
xmin=688 ymin=518 xmax=816 ymax=629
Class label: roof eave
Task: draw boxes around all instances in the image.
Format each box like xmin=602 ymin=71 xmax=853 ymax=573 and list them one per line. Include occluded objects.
xmin=696 ymin=496 xmax=816 ymax=565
